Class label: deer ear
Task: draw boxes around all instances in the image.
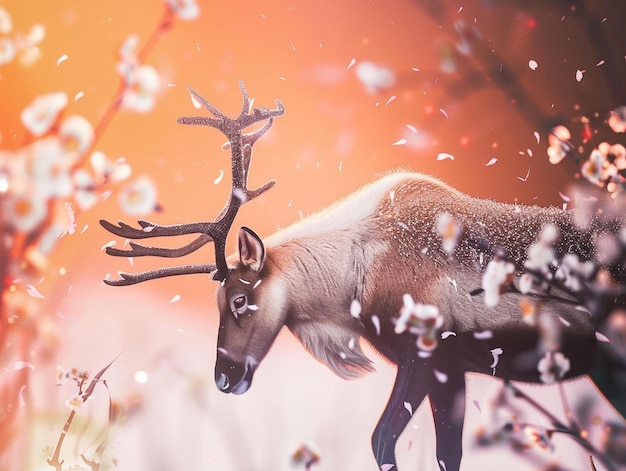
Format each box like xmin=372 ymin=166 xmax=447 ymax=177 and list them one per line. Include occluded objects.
xmin=238 ymin=227 xmax=266 ymax=273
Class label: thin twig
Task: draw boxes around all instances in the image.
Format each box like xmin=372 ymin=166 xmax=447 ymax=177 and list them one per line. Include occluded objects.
xmin=507 ymin=382 xmax=618 ymax=471
xmin=47 ymin=357 xmax=118 ymax=470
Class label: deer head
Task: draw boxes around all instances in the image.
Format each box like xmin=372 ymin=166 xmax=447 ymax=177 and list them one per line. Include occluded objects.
xmin=101 ymin=81 xmax=285 ymax=393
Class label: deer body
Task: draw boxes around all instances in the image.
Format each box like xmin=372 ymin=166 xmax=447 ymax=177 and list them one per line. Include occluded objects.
xmin=101 ymin=85 xmax=621 ymax=470
xmin=215 ymin=171 xmax=600 ymax=471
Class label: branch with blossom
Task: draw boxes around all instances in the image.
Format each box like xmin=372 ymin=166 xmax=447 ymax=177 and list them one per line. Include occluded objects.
xmin=0 ymin=6 xmax=45 ymax=68
xmin=47 ymin=358 xmax=117 ymax=471
xmin=0 ymin=0 xmax=199 ymax=462
xmin=547 ymin=104 xmax=626 ymax=197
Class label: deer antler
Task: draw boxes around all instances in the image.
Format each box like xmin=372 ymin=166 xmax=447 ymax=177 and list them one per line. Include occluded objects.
xmin=100 ymin=80 xmax=284 ymax=285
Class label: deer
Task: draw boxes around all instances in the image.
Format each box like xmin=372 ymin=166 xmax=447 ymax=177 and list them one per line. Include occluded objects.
xmin=100 ymin=81 xmax=625 ymax=471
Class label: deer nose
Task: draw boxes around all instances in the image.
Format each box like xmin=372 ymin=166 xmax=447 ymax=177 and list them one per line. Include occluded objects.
xmin=215 ymin=356 xmax=247 ymax=394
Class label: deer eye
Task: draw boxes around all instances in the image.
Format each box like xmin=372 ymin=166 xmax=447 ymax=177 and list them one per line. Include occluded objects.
xmin=230 ymin=294 xmax=248 ymax=318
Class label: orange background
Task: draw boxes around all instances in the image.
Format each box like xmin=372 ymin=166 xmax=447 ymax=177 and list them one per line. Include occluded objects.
xmin=2 ymin=0 xmax=625 ymax=469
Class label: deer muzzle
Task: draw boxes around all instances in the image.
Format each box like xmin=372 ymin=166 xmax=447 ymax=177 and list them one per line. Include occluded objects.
xmin=214 ymin=354 xmax=257 ymax=395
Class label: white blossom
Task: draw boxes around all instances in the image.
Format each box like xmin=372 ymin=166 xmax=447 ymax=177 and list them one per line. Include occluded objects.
xmin=355 ymin=61 xmax=396 ymax=94
xmin=166 ymin=0 xmax=200 ymax=20
xmin=65 ymin=391 xmax=84 ymax=411
xmin=395 ymin=294 xmax=443 ymax=352
xmin=481 ymin=258 xmax=515 ymax=307
xmin=59 ymin=115 xmax=94 ymax=158
xmin=3 ymin=190 xmax=48 ymax=232
xmin=0 ymin=6 xmax=12 ymax=34
xmin=28 ymin=137 xmax=73 ymax=198
xmin=0 ymin=37 xmax=15 ymax=65
xmin=122 ymin=65 xmax=160 ymax=112
xmin=555 ymin=253 xmax=594 ymax=292
xmin=118 ymin=175 xmax=158 ymax=215
xmin=537 ymin=351 xmax=570 ymax=384
xmin=436 ymin=212 xmax=462 ymax=254
xmin=20 ymin=92 xmax=68 ymax=136
xmin=90 ymin=151 xmax=131 ymax=183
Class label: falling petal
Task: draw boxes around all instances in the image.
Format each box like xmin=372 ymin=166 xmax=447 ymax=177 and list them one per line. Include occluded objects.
xmin=347 ymin=57 xmax=356 ymax=70
xmin=596 ymin=60 xmax=605 ymax=67
xmin=13 ymin=361 xmax=35 ymax=371
xmin=253 ymin=279 xmax=262 ymax=289
xmin=56 ymin=54 xmax=68 ymax=66
xmin=372 ymin=315 xmax=381 ymax=336
xmin=406 ymin=124 xmax=417 ymax=133
xmin=102 ymin=240 xmax=116 ymax=250
xmin=485 ymin=157 xmax=498 ymax=166
xmin=595 ymin=331 xmax=611 ymax=343
xmin=558 ymin=316 xmax=571 ymax=327
xmin=439 ymin=460 xmax=447 ymax=471
xmin=213 ymin=169 xmax=224 ymax=184
xmin=350 ymin=299 xmax=361 ymax=318
xmin=434 ymin=369 xmax=448 ymax=383
xmin=74 ymin=91 xmax=84 ymax=102
xmin=169 ymin=294 xmax=181 ymax=303
xmin=142 ymin=225 xmax=155 ymax=233
xmin=447 ymin=277 xmax=458 ymax=290
xmin=473 ymin=330 xmax=493 ymax=339
xmin=385 ymin=95 xmax=396 ymax=106
xmin=517 ymin=168 xmax=531 ymax=182
xmin=411 ymin=67 xmax=420 ymax=72
xmin=437 ymin=152 xmax=454 ymax=161
xmin=381 ymin=465 xmax=395 ymax=471
xmin=473 ymin=400 xmax=481 ymax=412
xmin=404 ymin=401 xmax=413 ymax=416
xmin=26 ymin=284 xmax=45 ymax=299
xmin=489 ymin=347 xmax=503 ymax=369
xmin=348 ymin=337 xmax=355 ymax=350
xmin=528 ymin=59 xmax=538 ymax=70
xmin=81 ymin=224 xmax=88 ymax=234
xmin=100 ymin=189 xmax=112 ymax=201
xmin=19 ymin=385 xmax=27 ymax=408
xmin=534 ymin=131 xmax=541 ymax=144
xmin=190 ymin=91 xmax=202 ymax=109
xmin=441 ymin=331 xmax=456 ymax=339
xmin=576 ymin=69 xmax=585 ymax=82
xmin=558 ymin=192 xmax=571 ymax=202
xmin=439 ymin=108 xmax=449 ymax=120
xmin=575 ymin=305 xmax=592 ymax=315
xmin=392 ymin=138 xmax=407 ymax=146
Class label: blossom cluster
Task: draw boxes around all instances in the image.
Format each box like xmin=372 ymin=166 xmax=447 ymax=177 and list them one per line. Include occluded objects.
xmin=0 ymin=6 xmax=45 ymax=67
xmin=291 ymin=441 xmax=321 ymax=469
xmin=547 ymin=105 xmax=626 ymax=196
xmin=394 ymin=294 xmax=444 ymax=353
xmin=0 ymin=2 xmax=199 ymax=467
xmin=0 ymin=90 xmax=158 ymax=271
xmin=55 ymin=365 xmax=91 ymax=411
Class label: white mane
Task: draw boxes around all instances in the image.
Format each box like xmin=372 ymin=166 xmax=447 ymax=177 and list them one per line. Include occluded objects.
xmin=266 ymin=171 xmax=414 ymax=247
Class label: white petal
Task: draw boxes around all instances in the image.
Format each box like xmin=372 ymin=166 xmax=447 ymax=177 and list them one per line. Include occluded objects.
xmin=372 ymin=315 xmax=381 ymax=336
xmin=350 ymin=299 xmax=362 ymax=318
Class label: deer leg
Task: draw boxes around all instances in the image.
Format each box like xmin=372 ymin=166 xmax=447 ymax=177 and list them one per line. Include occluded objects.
xmin=429 ymin=370 xmax=466 ymax=471
xmin=371 ymin=359 xmax=433 ymax=471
